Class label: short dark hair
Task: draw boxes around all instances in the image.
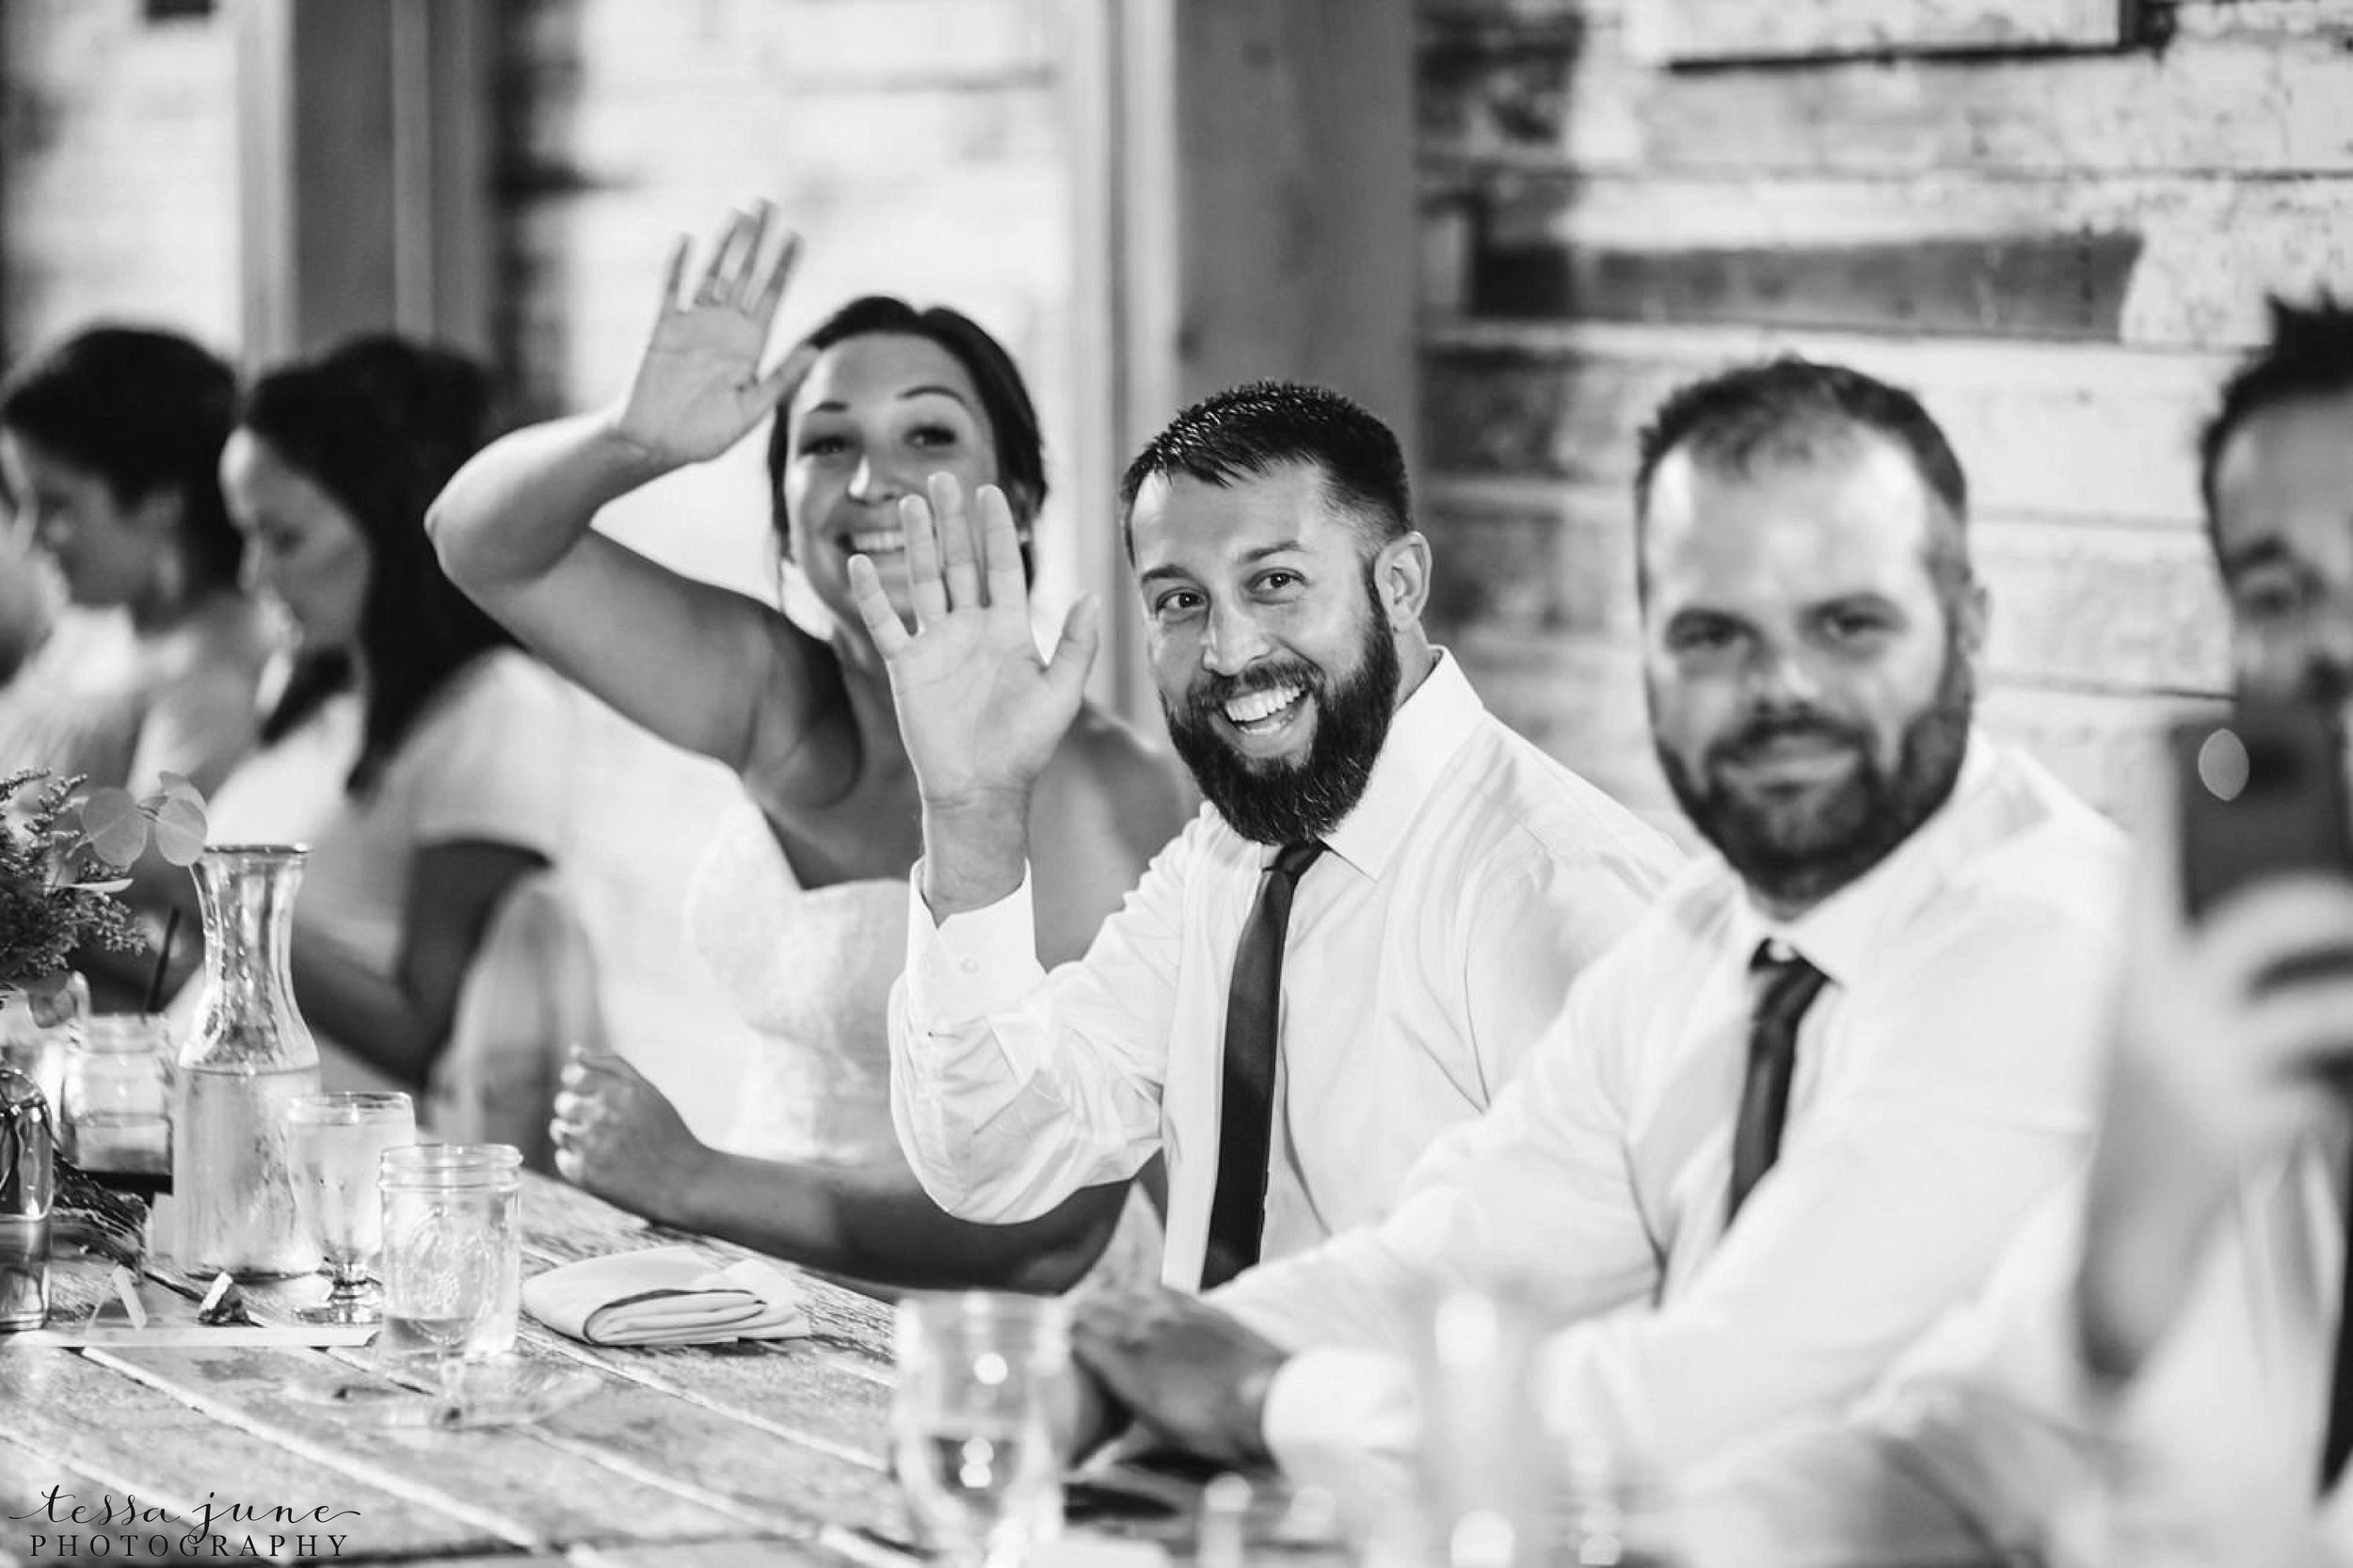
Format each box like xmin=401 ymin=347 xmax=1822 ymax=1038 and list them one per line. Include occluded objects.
xmin=764 ymin=296 xmax=1046 ymax=580
xmin=2199 ymin=295 xmax=2353 ymax=528
xmin=1634 ymin=356 xmax=1971 ymax=602
xmin=0 ymin=325 xmax=242 ymax=591
xmin=240 ymin=334 xmax=514 ymax=794
xmin=1117 ymin=381 xmax=1411 ymax=557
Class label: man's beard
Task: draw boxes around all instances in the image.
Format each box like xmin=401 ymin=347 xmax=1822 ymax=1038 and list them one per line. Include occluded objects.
xmin=1655 ymin=639 xmax=1974 ymax=909
xmin=1162 ymin=578 xmax=1402 ymax=846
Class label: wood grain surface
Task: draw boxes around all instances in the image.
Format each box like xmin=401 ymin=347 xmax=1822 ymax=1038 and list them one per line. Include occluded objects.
xmin=0 ymin=1174 xmax=919 ymax=1567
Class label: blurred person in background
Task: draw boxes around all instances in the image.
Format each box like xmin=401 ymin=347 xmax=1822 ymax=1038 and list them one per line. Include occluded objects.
xmin=1673 ymin=297 xmax=2353 ymax=1568
xmin=0 ymin=326 xmax=269 ymax=796
xmin=164 ymin=334 xmax=580 ymax=1100
xmin=430 ymin=203 xmax=1190 ymax=1290
xmin=0 ymin=520 xmax=58 ymax=684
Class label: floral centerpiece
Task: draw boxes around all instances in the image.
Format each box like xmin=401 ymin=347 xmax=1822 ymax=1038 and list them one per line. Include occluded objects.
xmin=1 ymin=770 xmax=207 ymax=1256
xmin=0 ymin=769 xmax=207 ymax=997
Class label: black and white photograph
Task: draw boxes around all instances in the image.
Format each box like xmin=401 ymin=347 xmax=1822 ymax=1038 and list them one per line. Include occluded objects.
xmin=2 ymin=2 xmax=2351 ymax=1564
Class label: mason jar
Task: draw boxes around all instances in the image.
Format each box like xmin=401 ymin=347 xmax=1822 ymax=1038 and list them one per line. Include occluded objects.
xmin=376 ymin=1143 xmax=522 ymax=1364
xmin=62 ymin=1014 xmax=173 ymax=1178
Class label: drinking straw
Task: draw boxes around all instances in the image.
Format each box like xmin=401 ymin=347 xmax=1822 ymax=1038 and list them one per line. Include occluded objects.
xmin=141 ymin=907 xmax=181 ymax=1016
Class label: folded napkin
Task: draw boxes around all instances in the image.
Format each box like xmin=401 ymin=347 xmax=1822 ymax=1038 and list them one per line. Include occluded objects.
xmin=522 ymin=1244 xmax=810 ymax=1347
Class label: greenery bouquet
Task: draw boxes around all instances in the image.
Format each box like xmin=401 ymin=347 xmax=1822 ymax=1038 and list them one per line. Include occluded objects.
xmin=0 ymin=769 xmax=208 ymax=996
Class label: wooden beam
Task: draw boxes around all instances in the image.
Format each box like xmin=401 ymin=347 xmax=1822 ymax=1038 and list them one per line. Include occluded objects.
xmin=1419 ymin=321 xmax=2233 ymax=526
xmin=234 ymin=0 xmax=492 ymax=365
xmin=1431 ymin=168 xmax=2353 ymax=349
xmin=1082 ymin=0 xmax=1420 ymax=724
xmin=1168 ymin=0 xmax=1420 ymax=451
xmin=1625 ymin=0 xmax=2137 ymax=65
xmin=1422 ymin=24 xmax=2353 ymax=178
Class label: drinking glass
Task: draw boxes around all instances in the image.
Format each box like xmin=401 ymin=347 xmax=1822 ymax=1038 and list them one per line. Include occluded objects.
xmin=1408 ymin=1280 xmax=1689 ymax=1568
xmin=377 ymin=1142 xmax=521 ymax=1416
xmin=284 ymin=1092 xmax=415 ymax=1324
xmin=892 ymin=1292 xmax=1071 ymax=1568
xmin=64 ymin=1015 xmax=174 ymax=1183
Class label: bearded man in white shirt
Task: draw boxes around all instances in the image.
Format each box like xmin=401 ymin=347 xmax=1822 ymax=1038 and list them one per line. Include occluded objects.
xmin=1066 ymin=358 xmax=2130 ymax=1487
xmin=863 ymin=380 xmax=1681 ymax=1292
xmin=1670 ymin=299 xmax=2353 ymax=1568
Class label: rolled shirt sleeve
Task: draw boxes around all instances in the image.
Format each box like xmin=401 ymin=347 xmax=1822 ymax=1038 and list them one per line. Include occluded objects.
xmin=889 ymin=815 xmax=1207 ymax=1224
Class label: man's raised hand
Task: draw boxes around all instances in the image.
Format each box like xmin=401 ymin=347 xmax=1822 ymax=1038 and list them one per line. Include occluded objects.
xmin=849 ymin=474 xmax=1099 ymax=830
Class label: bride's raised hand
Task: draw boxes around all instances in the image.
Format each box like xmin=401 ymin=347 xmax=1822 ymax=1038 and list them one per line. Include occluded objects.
xmin=608 ymin=202 xmax=805 ymax=468
xmin=849 ymin=475 xmax=1099 ymax=816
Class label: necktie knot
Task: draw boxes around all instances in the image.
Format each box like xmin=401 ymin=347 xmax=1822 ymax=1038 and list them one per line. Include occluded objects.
xmin=1271 ymin=840 xmax=1325 ymax=882
xmin=1751 ymin=943 xmax=1830 ymax=1039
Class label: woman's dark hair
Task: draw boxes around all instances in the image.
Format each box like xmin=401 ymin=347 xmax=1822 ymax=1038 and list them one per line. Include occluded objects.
xmin=762 ymin=297 xmax=1046 ymax=580
xmin=0 ymin=326 xmax=243 ymax=591
xmin=240 ymin=335 xmax=513 ymax=794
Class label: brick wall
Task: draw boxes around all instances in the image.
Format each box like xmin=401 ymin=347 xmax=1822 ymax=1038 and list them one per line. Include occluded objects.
xmin=1416 ymin=0 xmax=2353 ymax=832
xmin=0 ymin=0 xmax=240 ymax=361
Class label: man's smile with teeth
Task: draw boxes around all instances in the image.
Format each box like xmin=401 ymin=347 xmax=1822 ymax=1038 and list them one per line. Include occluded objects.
xmin=1224 ymin=683 xmax=1307 ymax=730
xmin=847 ymin=528 xmax=905 ymax=554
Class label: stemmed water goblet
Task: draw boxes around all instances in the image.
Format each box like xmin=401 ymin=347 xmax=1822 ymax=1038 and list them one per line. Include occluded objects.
xmin=284 ymin=1092 xmax=415 ymax=1324
xmin=892 ymin=1291 xmax=1073 ymax=1568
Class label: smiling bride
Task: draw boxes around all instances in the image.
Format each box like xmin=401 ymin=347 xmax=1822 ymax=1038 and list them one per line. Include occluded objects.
xmin=427 ymin=203 xmax=1186 ymax=1292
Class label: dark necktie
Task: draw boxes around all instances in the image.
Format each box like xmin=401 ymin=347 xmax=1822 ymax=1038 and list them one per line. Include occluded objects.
xmin=1201 ymin=840 xmax=1324 ymax=1290
xmin=1726 ymin=941 xmax=1831 ymax=1226
xmin=2322 ymin=1160 xmax=2353 ymax=1492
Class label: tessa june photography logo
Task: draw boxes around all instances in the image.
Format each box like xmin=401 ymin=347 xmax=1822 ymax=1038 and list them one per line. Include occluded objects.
xmin=12 ymin=1489 xmax=362 ymax=1559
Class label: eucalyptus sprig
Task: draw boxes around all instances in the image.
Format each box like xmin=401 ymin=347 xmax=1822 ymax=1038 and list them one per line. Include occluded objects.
xmin=0 ymin=769 xmax=209 ymax=998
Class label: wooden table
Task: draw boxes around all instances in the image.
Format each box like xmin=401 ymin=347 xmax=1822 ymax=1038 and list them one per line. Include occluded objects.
xmin=0 ymin=1171 xmax=2009 ymax=1568
xmin=0 ymin=1173 xmax=968 ymax=1566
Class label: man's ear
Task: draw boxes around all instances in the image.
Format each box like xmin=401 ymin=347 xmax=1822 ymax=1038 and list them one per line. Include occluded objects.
xmin=1956 ymin=575 xmax=1991 ymax=664
xmin=1373 ymin=531 xmax=1432 ymax=629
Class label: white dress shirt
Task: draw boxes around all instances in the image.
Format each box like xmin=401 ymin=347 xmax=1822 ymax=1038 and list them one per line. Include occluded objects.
xmin=889 ymin=651 xmax=1684 ymax=1288
xmin=1212 ymin=734 xmax=2130 ymax=1479
xmin=1681 ymin=1134 xmax=2353 ymax=1568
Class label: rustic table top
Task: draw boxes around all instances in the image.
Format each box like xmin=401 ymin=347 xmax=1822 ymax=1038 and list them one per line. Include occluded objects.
xmin=0 ymin=1172 xmax=1066 ymax=1567
xmin=0 ymin=1169 xmax=2012 ymax=1568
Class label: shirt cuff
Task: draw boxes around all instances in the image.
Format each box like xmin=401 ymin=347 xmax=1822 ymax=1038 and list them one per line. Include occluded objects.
xmin=904 ymin=859 xmax=1049 ymax=1026
xmin=1261 ymin=1347 xmax=1419 ymax=1484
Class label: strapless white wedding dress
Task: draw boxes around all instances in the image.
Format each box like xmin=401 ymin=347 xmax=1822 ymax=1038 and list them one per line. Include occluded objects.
xmin=684 ymin=799 xmax=1163 ymax=1287
xmin=686 ymin=803 xmax=906 ymax=1164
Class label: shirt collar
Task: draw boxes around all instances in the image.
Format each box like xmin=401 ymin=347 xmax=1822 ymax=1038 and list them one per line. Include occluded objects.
xmin=1303 ymin=648 xmax=1485 ymax=882
xmin=1725 ymin=730 xmax=2002 ymax=990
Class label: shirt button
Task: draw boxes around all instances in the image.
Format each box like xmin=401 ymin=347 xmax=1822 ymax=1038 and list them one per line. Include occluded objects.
xmin=960 ymin=958 xmax=979 ymax=974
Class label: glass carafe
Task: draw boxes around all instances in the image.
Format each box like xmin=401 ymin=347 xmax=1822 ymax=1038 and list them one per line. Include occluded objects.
xmin=172 ymin=844 xmax=322 ymax=1278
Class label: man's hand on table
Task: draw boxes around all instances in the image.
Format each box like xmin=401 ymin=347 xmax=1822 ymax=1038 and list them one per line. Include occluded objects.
xmin=551 ymin=1050 xmax=720 ymax=1227
xmin=1072 ymin=1286 xmax=1287 ymax=1471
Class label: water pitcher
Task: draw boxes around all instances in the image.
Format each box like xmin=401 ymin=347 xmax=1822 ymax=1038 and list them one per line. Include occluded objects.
xmin=173 ymin=844 xmax=322 ymax=1278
